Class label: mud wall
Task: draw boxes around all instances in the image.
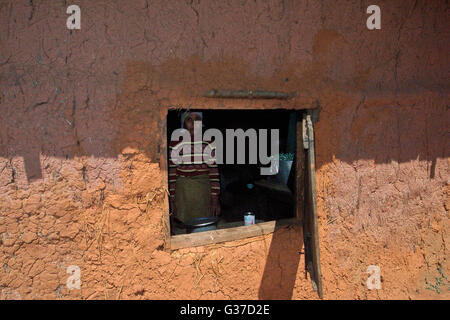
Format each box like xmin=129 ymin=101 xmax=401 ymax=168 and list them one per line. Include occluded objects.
xmin=0 ymin=0 xmax=448 ymax=299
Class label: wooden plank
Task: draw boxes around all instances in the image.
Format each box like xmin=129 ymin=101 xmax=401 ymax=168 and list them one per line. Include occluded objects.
xmin=203 ymin=89 xmax=297 ymax=100
xmin=302 ymin=116 xmax=309 ymax=150
xmin=295 ymin=113 xmax=305 ymax=221
xmin=170 ymin=217 xmax=301 ymax=250
xmin=159 ymin=112 xmax=171 ymax=250
xmin=306 ymin=112 xmax=323 ymax=298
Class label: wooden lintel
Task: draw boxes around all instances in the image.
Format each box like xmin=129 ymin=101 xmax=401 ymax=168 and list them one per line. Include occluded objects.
xmin=203 ymin=89 xmax=297 ymax=100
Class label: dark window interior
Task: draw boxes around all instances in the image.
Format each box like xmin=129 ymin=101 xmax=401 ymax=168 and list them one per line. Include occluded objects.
xmin=167 ymin=109 xmax=299 ymax=234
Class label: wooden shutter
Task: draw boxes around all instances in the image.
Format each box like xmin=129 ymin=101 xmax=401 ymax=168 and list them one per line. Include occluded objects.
xmin=302 ymin=111 xmax=323 ymax=298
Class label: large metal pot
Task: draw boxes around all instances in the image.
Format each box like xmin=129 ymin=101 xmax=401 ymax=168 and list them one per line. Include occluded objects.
xmin=184 ymin=217 xmax=218 ymax=233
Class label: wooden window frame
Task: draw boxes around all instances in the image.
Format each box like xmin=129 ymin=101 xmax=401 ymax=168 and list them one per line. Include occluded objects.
xmin=160 ymin=107 xmax=322 ymax=298
xmin=160 ymin=109 xmax=308 ymax=250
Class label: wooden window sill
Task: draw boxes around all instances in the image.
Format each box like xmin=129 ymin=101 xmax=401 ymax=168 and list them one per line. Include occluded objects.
xmin=169 ymin=217 xmax=301 ymax=250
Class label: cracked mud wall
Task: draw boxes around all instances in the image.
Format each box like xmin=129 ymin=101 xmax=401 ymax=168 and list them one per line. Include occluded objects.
xmin=0 ymin=0 xmax=448 ymax=299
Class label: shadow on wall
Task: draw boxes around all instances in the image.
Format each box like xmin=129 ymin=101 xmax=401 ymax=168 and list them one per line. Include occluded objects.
xmin=0 ymin=57 xmax=448 ymax=183
xmin=3 ymin=101 xmax=447 ymax=183
xmin=312 ymin=97 xmax=448 ymax=179
xmin=0 ymin=0 xmax=449 ymax=183
xmin=258 ymin=223 xmax=304 ymax=299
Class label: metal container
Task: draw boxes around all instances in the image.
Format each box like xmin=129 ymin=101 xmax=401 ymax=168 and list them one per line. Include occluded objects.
xmin=276 ymin=160 xmax=293 ymax=185
xmin=244 ymin=212 xmax=255 ymax=226
xmin=184 ymin=217 xmax=218 ymax=234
